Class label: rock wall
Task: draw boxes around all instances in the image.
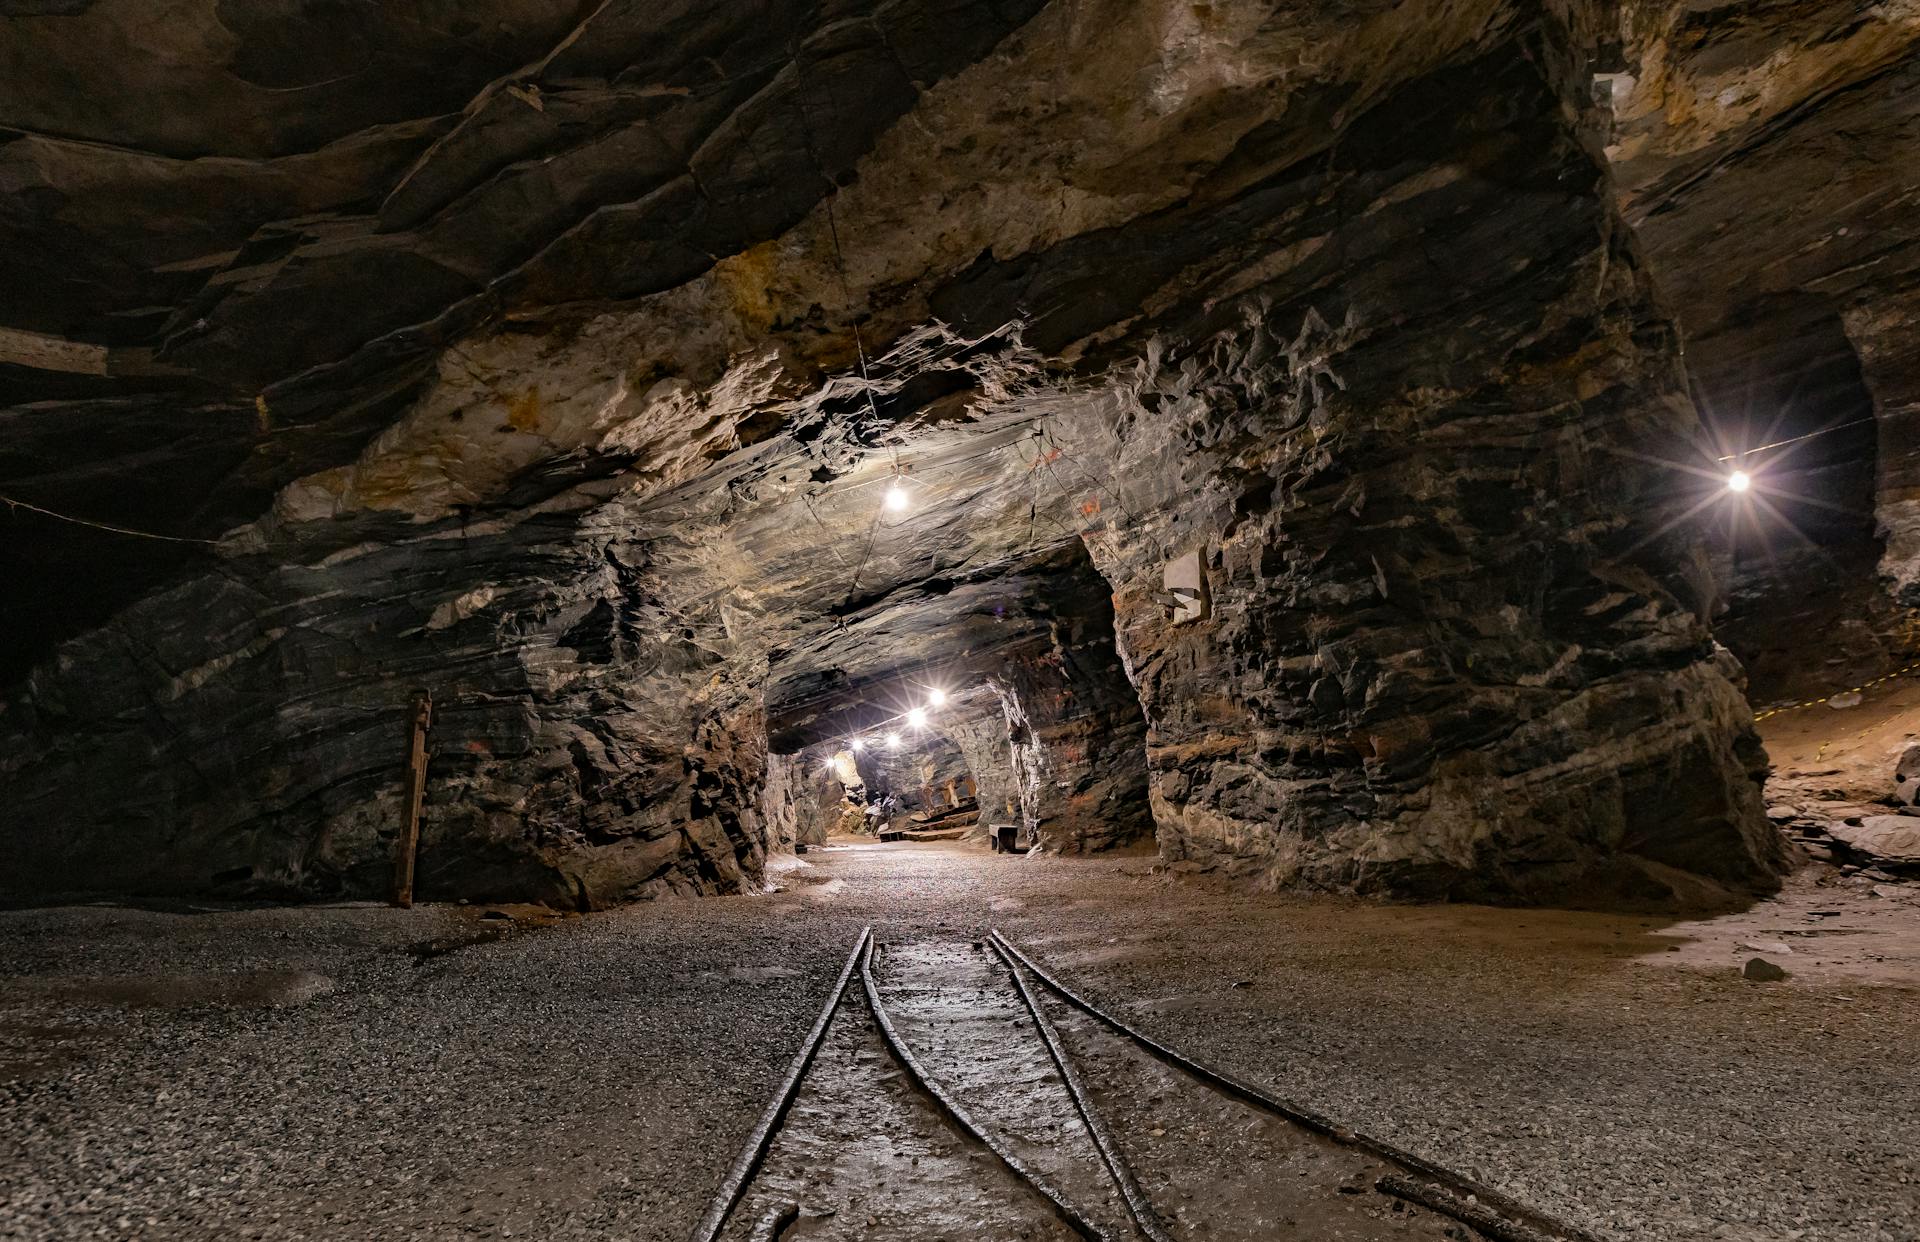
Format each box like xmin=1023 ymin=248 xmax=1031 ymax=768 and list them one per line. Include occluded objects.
xmin=1028 ymin=34 xmax=1786 ymax=901
xmin=774 ymin=620 xmax=1154 ymax=855
xmin=867 ymin=578 xmax=1153 ymax=853
xmin=1 ymin=1 xmax=1842 ymax=909
xmin=1847 ymin=285 xmax=1920 ymax=606
xmin=760 ymin=753 xmax=802 ymax=853
xmin=994 ymin=614 xmax=1154 ymax=854
xmin=759 ymin=752 xmax=837 ymax=852
xmin=941 ymin=708 xmax=1024 ymax=831
xmin=757 ymin=538 xmax=1154 ymax=854
xmin=0 ymin=514 xmax=768 ymax=907
xmin=858 ymin=732 xmax=970 ymax=810
xmin=1595 ymin=2 xmax=1920 ymax=682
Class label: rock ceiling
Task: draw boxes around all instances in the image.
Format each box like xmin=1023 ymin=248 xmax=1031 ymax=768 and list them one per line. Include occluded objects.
xmin=1 ymin=0 xmax=1915 ymax=907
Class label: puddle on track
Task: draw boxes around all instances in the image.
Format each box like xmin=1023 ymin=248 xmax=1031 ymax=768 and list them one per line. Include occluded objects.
xmin=723 ymin=982 xmax=1078 ymax=1242
xmin=875 ymin=941 xmax=1131 ymax=1235
xmin=723 ymin=938 xmax=1493 ymax=1241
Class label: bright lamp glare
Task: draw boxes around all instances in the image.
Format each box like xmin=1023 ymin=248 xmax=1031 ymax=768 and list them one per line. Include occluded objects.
xmin=906 ymin=707 xmax=928 ymax=728
xmin=884 ymin=731 xmax=901 ymax=748
xmin=927 ymin=687 xmax=946 ymax=707
xmin=1727 ymin=470 xmax=1751 ymax=493
xmin=850 ymin=738 xmax=864 ymax=752
xmin=884 ymin=485 xmax=909 ymax=512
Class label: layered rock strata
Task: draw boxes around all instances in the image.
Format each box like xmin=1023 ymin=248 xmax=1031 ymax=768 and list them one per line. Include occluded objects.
xmin=1 ymin=516 xmax=767 ymax=906
xmin=0 ymin=2 xmax=1823 ymax=906
xmin=1594 ymin=2 xmax=1920 ymax=682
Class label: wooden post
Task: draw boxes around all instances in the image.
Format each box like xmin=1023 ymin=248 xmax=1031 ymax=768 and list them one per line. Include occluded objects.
xmin=392 ymin=690 xmax=433 ymax=908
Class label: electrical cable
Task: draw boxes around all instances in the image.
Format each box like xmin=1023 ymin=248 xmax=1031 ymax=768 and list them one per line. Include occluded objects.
xmin=839 ymin=494 xmax=890 ymax=609
xmin=799 ymin=492 xmax=852 ymax=569
xmin=782 ymin=33 xmax=918 ymax=614
xmin=787 ymin=32 xmax=887 ymax=432
xmin=1 ymin=491 xmax=220 ymax=545
xmin=1039 ymin=427 xmax=1138 ymax=522
xmin=1713 ymin=415 xmax=1878 ymax=462
xmin=1752 ymin=660 xmax=1920 ymax=723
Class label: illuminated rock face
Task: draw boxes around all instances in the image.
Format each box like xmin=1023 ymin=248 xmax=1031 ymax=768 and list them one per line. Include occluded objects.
xmin=1594 ymin=5 xmax=1920 ymax=671
xmin=1021 ymin=42 xmax=1789 ymax=902
xmin=762 ymin=542 xmax=1155 ymax=857
xmin=1848 ymin=287 xmax=1920 ymax=608
xmin=0 ymin=523 xmax=770 ymax=906
xmin=22 ymin=0 xmax=1920 ymax=906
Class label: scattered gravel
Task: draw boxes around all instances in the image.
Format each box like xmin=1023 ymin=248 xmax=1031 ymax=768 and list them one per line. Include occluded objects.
xmin=2 ymin=844 xmax=1915 ymax=1241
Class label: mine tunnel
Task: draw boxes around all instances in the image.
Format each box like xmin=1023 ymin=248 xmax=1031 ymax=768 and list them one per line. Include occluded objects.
xmin=2 ymin=3 xmax=1918 ymax=1240
xmin=760 ymin=542 xmax=1153 ymax=861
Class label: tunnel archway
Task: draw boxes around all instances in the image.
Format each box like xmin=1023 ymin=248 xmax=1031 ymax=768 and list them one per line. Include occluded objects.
xmin=1689 ymin=297 xmax=1900 ymax=705
xmin=760 ymin=542 xmax=1154 ymax=861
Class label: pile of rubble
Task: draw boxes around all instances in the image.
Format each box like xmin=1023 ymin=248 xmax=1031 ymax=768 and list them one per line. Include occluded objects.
xmin=1767 ymin=740 xmax=1920 ymax=893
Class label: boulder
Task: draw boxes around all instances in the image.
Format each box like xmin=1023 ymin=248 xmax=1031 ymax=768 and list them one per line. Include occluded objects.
xmin=1896 ymin=741 xmax=1920 ymax=806
xmin=1826 ymin=817 xmax=1920 ymax=872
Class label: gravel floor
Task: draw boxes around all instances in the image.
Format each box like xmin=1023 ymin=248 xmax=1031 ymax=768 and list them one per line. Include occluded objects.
xmin=2 ymin=841 xmax=1915 ymax=1242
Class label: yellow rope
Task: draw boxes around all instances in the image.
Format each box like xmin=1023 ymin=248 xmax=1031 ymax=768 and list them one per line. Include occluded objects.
xmin=1753 ymin=661 xmax=1920 ymax=722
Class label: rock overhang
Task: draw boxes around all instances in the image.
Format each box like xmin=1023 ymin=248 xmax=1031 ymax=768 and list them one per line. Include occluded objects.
xmin=9 ymin=1 xmax=1916 ymax=907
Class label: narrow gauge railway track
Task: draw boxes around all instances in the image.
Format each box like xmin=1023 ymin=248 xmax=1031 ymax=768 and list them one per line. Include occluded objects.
xmin=691 ymin=927 xmax=1599 ymax=1242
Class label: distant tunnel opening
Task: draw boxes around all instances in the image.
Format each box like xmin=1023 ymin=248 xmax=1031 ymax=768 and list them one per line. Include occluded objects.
xmin=759 ymin=543 xmax=1153 ymax=863
xmin=1690 ymin=299 xmax=1894 ymax=703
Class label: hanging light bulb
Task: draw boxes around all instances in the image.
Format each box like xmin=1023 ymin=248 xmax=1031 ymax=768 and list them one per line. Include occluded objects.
xmin=884 ymin=731 xmax=901 ymax=748
xmin=906 ymin=707 xmax=928 ymax=728
xmin=850 ymin=737 xmax=865 ymax=752
xmin=926 ymin=687 xmax=947 ymax=707
xmin=884 ymin=483 xmax=909 ymax=512
xmin=1727 ymin=470 xmax=1751 ymax=493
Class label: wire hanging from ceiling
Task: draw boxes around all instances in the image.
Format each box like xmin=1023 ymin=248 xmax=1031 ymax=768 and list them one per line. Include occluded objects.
xmin=783 ymin=32 xmax=919 ymax=615
xmin=1712 ymin=415 xmax=1878 ymax=462
xmin=0 ymin=491 xmax=220 ymax=545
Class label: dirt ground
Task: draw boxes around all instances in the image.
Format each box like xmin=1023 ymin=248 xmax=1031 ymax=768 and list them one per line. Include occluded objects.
xmin=1759 ymin=670 xmax=1920 ymax=805
xmin=3 ymin=835 xmax=1916 ymax=1242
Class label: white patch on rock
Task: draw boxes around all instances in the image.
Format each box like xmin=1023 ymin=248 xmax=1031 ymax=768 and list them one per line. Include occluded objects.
xmin=166 ymin=628 xmax=287 ymax=701
xmin=426 ymin=586 xmax=497 ymax=631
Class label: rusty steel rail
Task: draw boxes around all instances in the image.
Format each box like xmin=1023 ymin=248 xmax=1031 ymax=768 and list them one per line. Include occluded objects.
xmin=989 ymin=934 xmax=1176 ymax=1242
xmin=688 ymin=926 xmax=871 ymax=1242
xmin=990 ymin=930 xmax=1603 ymax=1242
xmin=1378 ymin=1175 xmax=1569 ymax=1242
xmin=745 ymin=1201 xmax=799 ymax=1242
xmin=859 ymin=936 xmax=1119 ymax=1242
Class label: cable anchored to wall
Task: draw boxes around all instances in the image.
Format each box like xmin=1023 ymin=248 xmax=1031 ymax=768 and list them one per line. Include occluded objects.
xmin=0 ymin=490 xmax=220 ymax=545
xmin=1753 ymin=660 xmax=1920 ymax=723
xmin=1713 ymin=415 xmax=1878 ymax=462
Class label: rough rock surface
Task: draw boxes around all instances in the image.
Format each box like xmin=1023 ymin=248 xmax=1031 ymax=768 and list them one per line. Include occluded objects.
xmin=1850 ymin=283 xmax=1920 ymax=605
xmin=1826 ymin=816 xmax=1920 ymax=873
xmin=0 ymin=515 xmax=768 ymax=906
xmin=854 ymin=731 xmax=971 ymax=813
xmin=1595 ymin=2 xmax=1920 ymax=686
xmin=1031 ymin=31 xmax=1788 ymax=899
xmin=16 ymin=0 xmax=1905 ymax=906
xmin=770 ymin=544 xmax=1154 ymax=854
